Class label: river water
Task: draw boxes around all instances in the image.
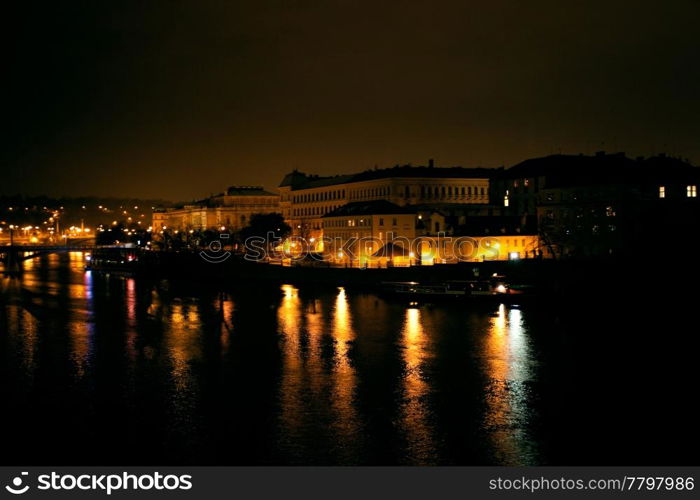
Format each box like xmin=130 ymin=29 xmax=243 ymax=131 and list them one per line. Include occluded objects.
xmin=0 ymin=253 xmax=696 ymax=465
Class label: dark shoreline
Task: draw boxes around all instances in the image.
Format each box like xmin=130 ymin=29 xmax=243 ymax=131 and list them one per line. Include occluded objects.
xmin=102 ymin=250 xmax=698 ymax=302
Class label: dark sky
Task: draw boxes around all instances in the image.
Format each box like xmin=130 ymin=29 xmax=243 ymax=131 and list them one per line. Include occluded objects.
xmin=5 ymin=0 xmax=700 ymax=200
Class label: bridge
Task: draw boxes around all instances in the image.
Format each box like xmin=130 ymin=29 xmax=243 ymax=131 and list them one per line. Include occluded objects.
xmin=0 ymin=240 xmax=96 ymax=275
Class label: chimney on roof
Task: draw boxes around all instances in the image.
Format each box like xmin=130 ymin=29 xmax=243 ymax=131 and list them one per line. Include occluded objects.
xmin=428 ymin=158 xmax=434 ymax=168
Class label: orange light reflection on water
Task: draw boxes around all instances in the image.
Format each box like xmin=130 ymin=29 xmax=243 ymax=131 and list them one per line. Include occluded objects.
xmin=399 ymin=307 xmax=437 ymax=464
xmin=483 ymin=304 xmax=537 ymax=465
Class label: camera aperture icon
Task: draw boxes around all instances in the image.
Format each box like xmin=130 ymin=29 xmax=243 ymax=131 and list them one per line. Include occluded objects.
xmin=5 ymin=472 xmax=29 ymax=495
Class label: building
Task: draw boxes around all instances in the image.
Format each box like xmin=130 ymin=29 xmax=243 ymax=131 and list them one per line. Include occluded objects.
xmin=492 ymin=152 xmax=637 ymax=217
xmin=278 ymin=160 xmax=494 ymax=242
xmin=416 ymin=214 xmax=540 ymax=265
xmin=415 ymin=234 xmax=540 ymax=265
xmin=152 ymin=186 xmax=280 ymax=234
xmin=321 ymin=200 xmax=417 ymax=267
xmin=319 ymin=200 xmax=539 ymax=267
xmin=493 ymin=153 xmax=700 ymax=257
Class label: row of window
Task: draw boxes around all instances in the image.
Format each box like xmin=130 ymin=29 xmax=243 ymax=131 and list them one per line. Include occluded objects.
xmin=293 ymin=204 xmax=343 ymax=217
xmin=508 ymin=178 xmax=532 ymax=194
xmin=349 ymin=186 xmax=391 ymax=200
xmin=292 ymin=184 xmax=488 ymax=205
xmin=323 ymin=217 xmax=401 ymax=228
xmin=545 ymin=208 xmax=615 ymax=220
xmin=221 ymin=215 xmax=247 ymax=225
xmin=349 ymin=184 xmax=487 ymax=199
xmin=418 ymin=185 xmax=486 ymax=199
xmin=504 ymin=239 xmax=528 ymax=248
xmin=535 ymin=185 xmax=698 ymax=203
xmin=660 ymin=185 xmax=697 ymax=198
xmin=292 ymin=190 xmax=346 ymax=204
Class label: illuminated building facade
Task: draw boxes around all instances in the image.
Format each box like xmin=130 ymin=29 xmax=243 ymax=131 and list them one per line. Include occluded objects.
xmin=416 ymin=214 xmax=540 ymax=265
xmin=416 ymin=233 xmax=540 ymax=265
xmin=279 ymin=161 xmax=493 ymax=241
xmin=322 ymin=200 xmax=417 ymax=267
xmin=152 ymin=186 xmax=280 ymax=234
xmin=321 ymin=201 xmax=539 ymax=267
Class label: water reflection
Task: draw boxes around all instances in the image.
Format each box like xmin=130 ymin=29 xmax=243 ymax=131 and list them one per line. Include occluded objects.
xmin=3 ymin=292 xmax=39 ymax=382
xmin=398 ymin=307 xmax=437 ymax=464
xmin=1 ymin=255 xmax=547 ymax=465
xmin=329 ymin=287 xmax=361 ymax=461
xmin=276 ymin=284 xmax=306 ymax=457
xmin=69 ymin=270 xmax=94 ymax=378
xmin=219 ymin=296 xmax=234 ymax=356
xmin=275 ymin=285 xmax=365 ymax=462
xmin=164 ymin=301 xmax=202 ymax=393
xmin=483 ymin=304 xmax=537 ymax=465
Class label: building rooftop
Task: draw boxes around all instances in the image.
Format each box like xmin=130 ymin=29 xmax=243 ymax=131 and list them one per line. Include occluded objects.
xmin=322 ymin=200 xmax=416 ymax=218
xmin=224 ymin=186 xmax=278 ymax=196
xmin=501 ymin=153 xmax=700 ymax=188
xmin=280 ymin=162 xmax=493 ymax=190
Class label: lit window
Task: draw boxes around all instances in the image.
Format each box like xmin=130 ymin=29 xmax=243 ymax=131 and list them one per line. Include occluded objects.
xmin=687 ymin=185 xmax=697 ymax=198
xmin=659 ymin=186 xmax=666 ymax=198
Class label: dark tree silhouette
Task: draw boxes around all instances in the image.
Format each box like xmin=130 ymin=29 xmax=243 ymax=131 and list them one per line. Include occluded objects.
xmin=239 ymin=213 xmax=290 ymax=248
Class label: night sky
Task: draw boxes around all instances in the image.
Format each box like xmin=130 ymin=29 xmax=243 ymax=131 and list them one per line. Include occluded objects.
xmin=5 ymin=0 xmax=700 ymax=200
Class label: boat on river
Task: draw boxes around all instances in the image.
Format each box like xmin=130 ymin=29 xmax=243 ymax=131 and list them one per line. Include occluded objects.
xmin=381 ymin=274 xmax=531 ymax=302
xmin=84 ymin=246 xmax=142 ymax=275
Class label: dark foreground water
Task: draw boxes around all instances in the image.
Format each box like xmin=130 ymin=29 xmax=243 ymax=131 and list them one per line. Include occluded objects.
xmin=1 ymin=253 xmax=697 ymax=465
